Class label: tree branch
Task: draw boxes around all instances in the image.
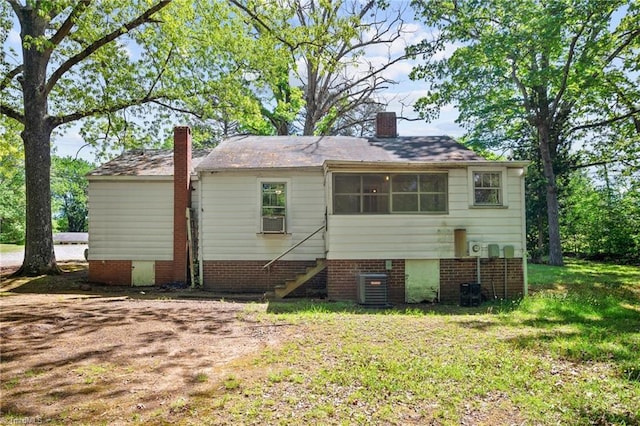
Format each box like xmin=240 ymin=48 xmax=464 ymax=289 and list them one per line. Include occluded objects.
xmin=49 ymin=93 xmax=163 ymax=128
xmin=45 ymin=0 xmax=171 ymax=96
xmin=230 ymin=0 xmax=295 ymax=51
xmin=151 ymin=100 xmax=203 ymax=119
xmin=550 ymin=14 xmax=590 ymax=116
xmin=48 ymin=0 xmax=92 ymax=49
xmin=6 ymin=0 xmax=22 ymax=16
xmin=143 ymin=43 xmax=175 ymax=100
xmin=568 ymin=108 xmax=640 ymax=134
xmin=509 ymin=57 xmax=531 ymax=113
xmin=0 ymin=65 xmax=23 ymax=91
xmin=0 ymin=104 xmax=25 ymax=124
xmin=604 ymin=27 xmax=640 ymax=66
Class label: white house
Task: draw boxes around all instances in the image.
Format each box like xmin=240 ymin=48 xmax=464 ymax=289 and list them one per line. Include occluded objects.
xmin=87 ymin=113 xmax=528 ymax=304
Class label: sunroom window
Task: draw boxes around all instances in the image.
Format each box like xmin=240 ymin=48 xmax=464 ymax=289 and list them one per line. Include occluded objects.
xmin=333 ymin=173 xmax=448 ymax=214
xmin=391 ymin=173 xmax=448 ymax=213
xmin=334 ymin=174 xmax=389 ymax=214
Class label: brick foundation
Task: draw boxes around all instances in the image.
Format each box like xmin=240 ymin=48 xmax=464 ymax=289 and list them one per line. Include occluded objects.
xmin=155 ymin=260 xmax=175 ymax=285
xmin=88 ymin=260 xmax=181 ymax=286
xmin=89 ymin=257 xmax=524 ymax=300
xmin=88 ymin=260 xmax=132 ymax=286
xmin=326 ymin=258 xmax=524 ymax=304
xmin=439 ymin=258 xmax=524 ymax=303
xmin=202 ymin=260 xmax=327 ymax=294
xmin=326 ymin=259 xmax=405 ymax=303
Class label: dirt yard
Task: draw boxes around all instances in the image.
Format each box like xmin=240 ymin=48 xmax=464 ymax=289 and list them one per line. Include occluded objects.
xmin=0 ymin=263 xmax=292 ymax=424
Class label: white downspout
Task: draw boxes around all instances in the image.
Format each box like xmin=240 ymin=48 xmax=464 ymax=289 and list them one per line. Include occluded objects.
xmin=520 ymin=166 xmax=528 ymax=296
xmin=198 ymin=173 xmax=204 ymax=286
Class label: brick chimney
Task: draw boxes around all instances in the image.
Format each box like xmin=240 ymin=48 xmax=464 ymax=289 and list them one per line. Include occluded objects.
xmin=173 ymin=126 xmax=192 ymax=283
xmin=375 ymin=112 xmax=397 ymax=138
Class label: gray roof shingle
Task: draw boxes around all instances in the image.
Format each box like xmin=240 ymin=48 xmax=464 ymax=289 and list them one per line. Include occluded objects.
xmin=196 ymin=135 xmax=484 ymax=171
xmin=88 ymin=148 xmax=212 ymax=177
xmin=89 ymin=134 xmax=487 ymax=176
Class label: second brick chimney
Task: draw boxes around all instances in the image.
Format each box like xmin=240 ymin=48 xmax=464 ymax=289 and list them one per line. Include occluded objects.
xmin=375 ymin=112 xmax=397 ymax=138
xmin=173 ymin=126 xmax=192 ymax=283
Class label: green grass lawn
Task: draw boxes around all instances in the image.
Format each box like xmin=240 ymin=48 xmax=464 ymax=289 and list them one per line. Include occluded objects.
xmin=0 ymin=243 xmax=23 ymax=254
xmin=185 ymin=260 xmax=640 ymax=425
xmin=3 ymin=260 xmax=638 ymax=425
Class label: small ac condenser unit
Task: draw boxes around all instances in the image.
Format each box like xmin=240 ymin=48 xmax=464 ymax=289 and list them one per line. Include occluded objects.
xmin=357 ymin=273 xmax=388 ymax=306
xmin=262 ymin=216 xmax=285 ymax=233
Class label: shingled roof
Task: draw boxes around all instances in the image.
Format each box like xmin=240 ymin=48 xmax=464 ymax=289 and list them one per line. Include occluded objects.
xmin=88 ymin=148 xmax=212 ymax=177
xmin=195 ymin=135 xmax=484 ymax=171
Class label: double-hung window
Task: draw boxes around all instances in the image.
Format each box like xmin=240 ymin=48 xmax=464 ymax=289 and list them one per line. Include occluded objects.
xmin=471 ymin=170 xmax=505 ymax=207
xmin=261 ymin=182 xmax=286 ymax=233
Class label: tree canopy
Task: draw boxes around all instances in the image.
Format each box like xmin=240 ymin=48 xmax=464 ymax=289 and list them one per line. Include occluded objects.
xmin=410 ymin=0 xmax=640 ymax=265
xmin=0 ymin=0 xmax=249 ymax=274
xmin=0 ymin=115 xmax=24 ymax=244
xmin=229 ymin=0 xmax=411 ymax=136
xmin=51 ymin=155 xmax=93 ymax=233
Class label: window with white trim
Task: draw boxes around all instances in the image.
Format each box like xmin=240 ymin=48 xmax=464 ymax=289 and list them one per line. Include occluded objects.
xmin=261 ymin=182 xmax=286 ymax=233
xmin=472 ymin=171 xmax=503 ymax=206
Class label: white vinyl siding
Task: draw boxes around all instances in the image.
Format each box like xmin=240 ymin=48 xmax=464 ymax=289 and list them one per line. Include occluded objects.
xmin=326 ymin=167 xmax=526 ymax=260
xmin=88 ymin=180 xmax=173 ymax=260
xmin=200 ymin=171 xmax=326 ymax=260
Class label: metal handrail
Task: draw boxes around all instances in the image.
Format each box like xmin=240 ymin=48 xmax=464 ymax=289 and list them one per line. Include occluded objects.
xmin=262 ymin=224 xmax=326 ymax=270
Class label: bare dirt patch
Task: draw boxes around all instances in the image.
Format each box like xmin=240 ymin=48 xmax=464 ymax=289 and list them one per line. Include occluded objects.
xmin=0 ymin=265 xmax=292 ymax=424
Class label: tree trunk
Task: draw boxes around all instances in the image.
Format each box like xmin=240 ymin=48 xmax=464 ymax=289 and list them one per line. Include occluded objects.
xmin=538 ymin=123 xmax=564 ymax=266
xmin=303 ymin=60 xmax=318 ymax=136
xmin=21 ymin=121 xmax=58 ymax=275
xmin=536 ymin=213 xmax=545 ymax=263
xmin=15 ymin=8 xmax=59 ymax=276
xmin=275 ymin=119 xmax=289 ymax=136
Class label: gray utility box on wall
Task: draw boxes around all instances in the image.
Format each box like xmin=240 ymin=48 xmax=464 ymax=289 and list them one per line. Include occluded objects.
xmin=357 ymin=273 xmax=388 ymax=306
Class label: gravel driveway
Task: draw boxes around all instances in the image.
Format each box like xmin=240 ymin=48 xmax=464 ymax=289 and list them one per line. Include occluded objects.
xmin=0 ymin=244 xmax=88 ymax=267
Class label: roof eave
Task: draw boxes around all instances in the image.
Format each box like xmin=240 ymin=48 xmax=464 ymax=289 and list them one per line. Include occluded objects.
xmin=87 ymin=174 xmax=174 ymax=181
xmin=323 ymin=159 xmax=530 ymax=171
xmin=196 ymin=165 xmax=323 ymax=174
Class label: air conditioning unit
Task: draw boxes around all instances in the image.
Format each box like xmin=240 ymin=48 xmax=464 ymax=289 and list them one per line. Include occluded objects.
xmin=468 ymin=241 xmax=482 ymax=257
xmin=357 ymin=273 xmax=388 ymax=306
xmin=262 ymin=216 xmax=286 ymax=233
